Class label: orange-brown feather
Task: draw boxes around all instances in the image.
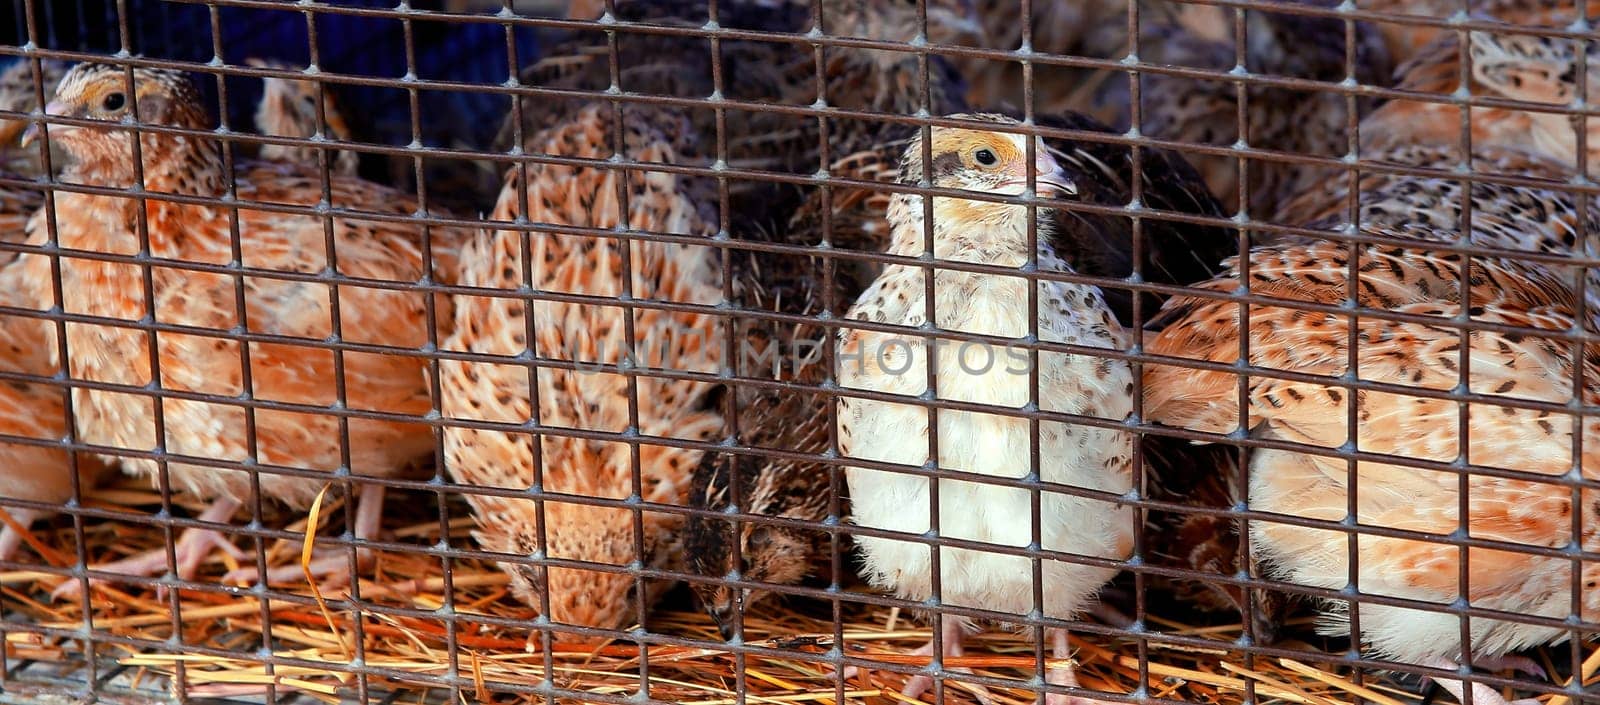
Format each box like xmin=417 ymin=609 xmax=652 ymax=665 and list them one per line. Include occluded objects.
xmin=22 ymin=66 xmax=463 ymax=509
xmin=1145 ymin=229 xmax=1600 ymax=658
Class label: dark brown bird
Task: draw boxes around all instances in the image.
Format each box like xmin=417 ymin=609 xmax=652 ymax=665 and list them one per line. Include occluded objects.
xmin=951 ymin=0 xmax=1177 ymax=120
xmin=1037 ymin=112 xmax=1237 ymax=325
xmin=1108 ymin=0 xmax=1394 ymax=221
xmin=684 ymin=333 xmax=839 ymax=640
xmin=1138 ymin=439 xmax=1294 ymax=643
xmin=681 ymin=0 xmax=975 ymax=642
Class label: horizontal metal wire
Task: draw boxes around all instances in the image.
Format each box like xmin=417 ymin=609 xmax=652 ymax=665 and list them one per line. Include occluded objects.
xmin=6 ymin=0 xmax=1600 ymax=703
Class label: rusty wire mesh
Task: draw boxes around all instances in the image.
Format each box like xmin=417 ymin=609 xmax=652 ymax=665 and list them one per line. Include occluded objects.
xmin=0 ymin=0 xmax=1597 ymax=704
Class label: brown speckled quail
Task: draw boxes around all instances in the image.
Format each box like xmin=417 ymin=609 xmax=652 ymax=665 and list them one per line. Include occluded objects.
xmin=27 ymin=64 xmax=464 ymax=597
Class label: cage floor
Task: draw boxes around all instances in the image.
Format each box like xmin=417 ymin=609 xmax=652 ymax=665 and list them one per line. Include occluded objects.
xmin=0 ymin=479 xmax=1589 ymax=705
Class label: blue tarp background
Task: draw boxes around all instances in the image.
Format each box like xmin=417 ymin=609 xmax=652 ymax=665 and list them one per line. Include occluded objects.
xmin=4 ymin=0 xmax=540 ymax=160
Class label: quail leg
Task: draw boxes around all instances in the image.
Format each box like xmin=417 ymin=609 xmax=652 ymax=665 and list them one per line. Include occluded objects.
xmin=1047 ymin=627 xmax=1115 ymax=705
xmin=1472 ymin=656 xmax=1546 ymax=681
xmin=1419 ymin=656 xmax=1544 ymax=705
xmin=840 ymin=618 xmax=991 ymax=703
xmin=0 ymin=507 xmax=44 ymax=562
xmin=1086 ymin=602 xmax=1133 ymax=630
xmin=222 ymin=482 xmax=385 ymax=589
xmin=899 ymin=619 xmax=993 ymax=704
xmin=52 ymin=497 xmax=247 ymax=600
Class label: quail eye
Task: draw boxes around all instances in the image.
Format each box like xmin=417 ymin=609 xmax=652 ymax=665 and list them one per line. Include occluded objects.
xmin=974 ymin=148 xmax=998 ymax=167
xmin=101 ymin=92 xmax=126 ymax=112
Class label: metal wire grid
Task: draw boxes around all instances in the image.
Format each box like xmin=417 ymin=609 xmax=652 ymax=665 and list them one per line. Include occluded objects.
xmin=0 ymin=0 xmax=1594 ymax=704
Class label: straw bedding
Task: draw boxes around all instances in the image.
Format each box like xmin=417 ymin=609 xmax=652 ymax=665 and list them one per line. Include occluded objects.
xmin=0 ymin=475 xmax=1592 ymax=704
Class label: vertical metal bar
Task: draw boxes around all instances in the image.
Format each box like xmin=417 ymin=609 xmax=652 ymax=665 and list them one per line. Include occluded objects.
xmin=706 ymin=0 xmax=745 ymax=674
xmin=1566 ymin=0 xmax=1592 ymax=694
xmin=1345 ymin=0 xmax=1368 ymax=699
xmin=911 ymin=2 xmax=944 ymax=702
xmin=503 ymin=7 xmax=555 ymax=700
xmin=18 ymin=0 xmax=95 ymax=698
xmin=1125 ymin=0 xmax=1152 ymax=698
xmin=1016 ymin=1 xmax=1049 ymax=703
xmin=810 ymin=4 xmax=848 ymax=700
xmin=598 ymin=1 xmax=650 ymax=696
xmin=1341 ymin=0 xmax=1367 ymax=694
xmin=1229 ymin=5 xmax=1263 ymax=705
xmin=1453 ymin=12 xmax=1476 ymax=702
xmin=108 ymin=0 xmax=185 ymax=698
xmin=205 ymin=2 xmax=274 ymax=702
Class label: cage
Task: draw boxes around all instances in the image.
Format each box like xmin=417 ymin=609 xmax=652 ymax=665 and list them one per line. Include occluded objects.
xmin=0 ymin=1 xmax=1596 ymax=704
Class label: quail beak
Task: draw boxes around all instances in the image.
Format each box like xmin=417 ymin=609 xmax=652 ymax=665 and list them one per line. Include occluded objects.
xmin=1003 ymin=150 xmax=1076 ymax=197
xmin=1031 ymin=150 xmax=1076 ymax=197
xmin=1035 ymin=168 xmax=1077 ymax=197
xmin=709 ymin=603 xmax=738 ymax=641
xmin=18 ymin=100 xmax=68 ymax=149
xmin=17 ymin=121 xmax=39 ymax=149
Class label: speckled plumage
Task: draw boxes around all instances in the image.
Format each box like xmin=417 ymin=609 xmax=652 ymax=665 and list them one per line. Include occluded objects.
xmin=0 ymin=57 xmax=379 ymax=571
xmin=1276 ymin=1 xmax=1600 ymax=308
xmin=683 ymin=178 xmax=854 ymax=639
xmin=25 ymin=64 xmax=465 ymax=592
xmin=1144 ymin=232 xmax=1598 ymax=705
xmin=1148 ymin=0 xmax=1600 ymax=650
xmin=951 ymin=0 xmax=1186 ymax=119
xmin=838 ymin=114 xmax=1135 ymax=705
xmin=1320 ymin=0 xmax=1600 ymax=181
xmin=1110 ymin=0 xmax=1393 ymax=220
xmin=1275 ymin=143 xmax=1600 ymax=329
xmin=440 ymin=99 xmax=725 ymax=634
xmin=1357 ymin=0 xmax=1595 ymax=69
xmin=685 ymin=344 xmax=839 ymax=640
